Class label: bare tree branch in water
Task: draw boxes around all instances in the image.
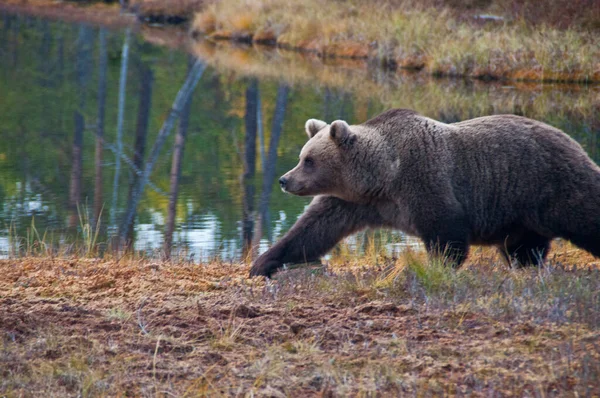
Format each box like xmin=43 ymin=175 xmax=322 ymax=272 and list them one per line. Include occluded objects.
xmin=125 ymin=58 xmax=154 ymax=249
xmin=56 ymin=33 xmax=64 ymax=84
xmin=94 ymin=28 xmax=108 ymax=230
xmin=110 ymin=28 xmax=131 ymax=229
xmin=164 ymin=57 xmax=195 ymax=259
xmin=323 ymin=87 xmax=333 ymax=122
xmin=242 ymin=79 xmax=258 ymax=257
xmin=252 ymin=84 xmax=290 ymax=251
xmin=38 ymin=20 xmax=52 ymax=85
xmin=339 ymin=91 xmax=352 ymax=120
xmin=103 ymin=142 xmax=167 ymax=196
xmin=68 ymin=25 xmax=93 ymax=228
xmin=10 ymin=14 xmax=18 ymax=68
xmin=256 ymin=88 xmax=266 ymax=170
xmin=118 ymin=59 xmax=207 ymax=244
xmin=69 ymin=112 xmax=84 ymax=228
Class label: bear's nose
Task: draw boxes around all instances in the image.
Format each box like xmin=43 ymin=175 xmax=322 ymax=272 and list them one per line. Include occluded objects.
xmin=279 ymin=177 xmax=288 ymax=189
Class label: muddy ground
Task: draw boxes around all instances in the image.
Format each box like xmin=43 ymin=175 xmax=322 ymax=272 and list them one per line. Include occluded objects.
xmin=1 ymin=251 xmax=600 ymax=396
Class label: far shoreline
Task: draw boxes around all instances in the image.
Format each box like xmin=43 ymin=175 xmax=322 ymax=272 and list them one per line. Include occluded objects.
xmin=2 ymin=0 xmax=599 ymax=84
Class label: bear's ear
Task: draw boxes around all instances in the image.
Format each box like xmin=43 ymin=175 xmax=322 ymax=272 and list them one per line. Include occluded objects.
xmin=305 ymin=119 xmax=328 ymax=139
xmin=329 ymin=120 xmax=355 ymax=147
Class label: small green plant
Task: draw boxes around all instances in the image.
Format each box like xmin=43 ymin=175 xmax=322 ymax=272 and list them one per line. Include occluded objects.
xmin=405 ymin=252 xmax=453 ymax=294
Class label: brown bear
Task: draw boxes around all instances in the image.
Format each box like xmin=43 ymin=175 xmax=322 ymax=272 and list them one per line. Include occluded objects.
xmin=249 ymin=109 xmax=600 ymax=277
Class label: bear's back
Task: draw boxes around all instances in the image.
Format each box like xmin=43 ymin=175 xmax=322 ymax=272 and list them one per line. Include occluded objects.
xmin=444 ymin=114 xmax=600 ymax=240
xmin=448 ymin=114 xmax=595 ymax=178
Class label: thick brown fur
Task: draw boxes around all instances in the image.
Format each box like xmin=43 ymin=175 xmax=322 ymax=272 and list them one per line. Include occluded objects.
xmin=250 ymin=109 xmax=600 ymax=277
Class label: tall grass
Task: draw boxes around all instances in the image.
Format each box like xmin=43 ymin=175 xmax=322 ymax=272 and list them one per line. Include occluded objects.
xmin=8 ymin=217 xmax=51 ymax=257
xmin=7 ymin=205 xmax=105 ymax=258
xmin=77 ymin=204 xmax=103 ymax=257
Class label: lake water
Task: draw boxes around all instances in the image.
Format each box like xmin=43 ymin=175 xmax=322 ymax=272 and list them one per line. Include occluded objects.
xmin=1 ymin=11 xmax=598 ymax=260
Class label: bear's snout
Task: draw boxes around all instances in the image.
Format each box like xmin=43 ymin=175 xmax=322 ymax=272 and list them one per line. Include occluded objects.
xmin=279 ymin=176 xmax=288 ymax=191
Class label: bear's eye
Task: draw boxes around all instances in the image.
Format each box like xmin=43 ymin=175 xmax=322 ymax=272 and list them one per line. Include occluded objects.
xmin=304 ymin=158 xmax=314 ymax=168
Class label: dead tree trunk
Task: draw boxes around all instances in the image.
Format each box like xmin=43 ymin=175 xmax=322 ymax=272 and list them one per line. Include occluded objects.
xmin=242 ymin=79 xmax=258 ymax=257
xmin=68 ymin=112 xmax=84 ymax=228
xmin=253 ymin=84 xmax=290 ymax=249
xmin=119 ymin=59 xmax=206 ymax=243
xmin=164 ymin=58 xmax=194 ymax=259
xmin=256 ymin=88 xmax=265 ymax=170
xmin=125 ymin=60 xmax=154 ymax=249
xmin=110 ymin=28 xmax=131 ymax=234
xmin=94 ymin=28 xmax=108 ymax=230
xmin=68 ymin=25 xmax=93 ymax=228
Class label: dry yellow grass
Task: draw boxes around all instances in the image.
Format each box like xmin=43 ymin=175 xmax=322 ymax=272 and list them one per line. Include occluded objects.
xmin=191 ymin=0 xmax=600 ymax=82
xmin=6 ymin=0 xmax=598 ymax=82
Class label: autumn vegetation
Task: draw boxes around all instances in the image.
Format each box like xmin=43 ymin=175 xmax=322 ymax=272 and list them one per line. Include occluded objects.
xmin=3 ymin=0 xmax=599 ymax=82
xmin=191 ymin=0 xmax=600 ymax=82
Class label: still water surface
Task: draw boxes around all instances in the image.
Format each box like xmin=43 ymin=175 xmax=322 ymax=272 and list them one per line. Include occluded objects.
xmin=1 ymin=12 xmax=598 ymax=260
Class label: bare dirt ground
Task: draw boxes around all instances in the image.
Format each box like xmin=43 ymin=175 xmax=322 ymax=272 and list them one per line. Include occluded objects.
xmin=1 ymin=247 xmax=600 ymax=396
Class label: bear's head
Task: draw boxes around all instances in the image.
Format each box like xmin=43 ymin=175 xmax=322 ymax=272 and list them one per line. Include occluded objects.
xmin=279 ymin=118 xmax=362 ymax=202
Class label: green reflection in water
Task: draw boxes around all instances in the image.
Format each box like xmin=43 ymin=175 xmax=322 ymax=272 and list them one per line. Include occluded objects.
xmin=0 ymin=12 xmax=598 ymax=259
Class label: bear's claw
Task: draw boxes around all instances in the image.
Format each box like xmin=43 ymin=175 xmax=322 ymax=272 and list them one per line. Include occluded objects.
xmin=249 ymin=259 xmax=281 ymax=278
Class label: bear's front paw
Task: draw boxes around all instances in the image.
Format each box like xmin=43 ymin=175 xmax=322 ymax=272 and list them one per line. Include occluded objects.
xmin=249 ymin=259 xmax=282 ymax=278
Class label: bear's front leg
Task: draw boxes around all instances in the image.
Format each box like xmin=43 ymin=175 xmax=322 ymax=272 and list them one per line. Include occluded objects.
xmin=249 ymin=196 xmax=381 ymax=277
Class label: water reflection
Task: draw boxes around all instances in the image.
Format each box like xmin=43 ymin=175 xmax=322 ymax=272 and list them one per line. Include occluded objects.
xmin=0 ymin=12 xmax=598 ymax=261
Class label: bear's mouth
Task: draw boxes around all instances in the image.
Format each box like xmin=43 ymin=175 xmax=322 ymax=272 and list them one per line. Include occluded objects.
xmin=282 ymin=183 xmax=303 ymax=196
xmin=285 ymin=186 xmax=311 ymax=196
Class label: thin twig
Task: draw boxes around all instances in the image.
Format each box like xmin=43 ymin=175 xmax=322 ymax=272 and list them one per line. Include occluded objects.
xmin=137 ymin=297 xmax=149 ymax=335
xmin=103 ymin=142 xmax=167 ymax=196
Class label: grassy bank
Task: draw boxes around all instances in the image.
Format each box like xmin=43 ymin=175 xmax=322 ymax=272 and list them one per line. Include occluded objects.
xmin=4 ymin=0 xmax=598 ymax=83
xmin=1 ymin=242 xmax=600 ymax=396
xmin=191 ymin=0 xmax=600 ymax=83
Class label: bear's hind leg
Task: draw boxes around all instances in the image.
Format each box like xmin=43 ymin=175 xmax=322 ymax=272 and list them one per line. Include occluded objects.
xmin=567 ymin=233 xmax=600 ymax=258
xmin=499 ymin=231 xmax=550 ymax=268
